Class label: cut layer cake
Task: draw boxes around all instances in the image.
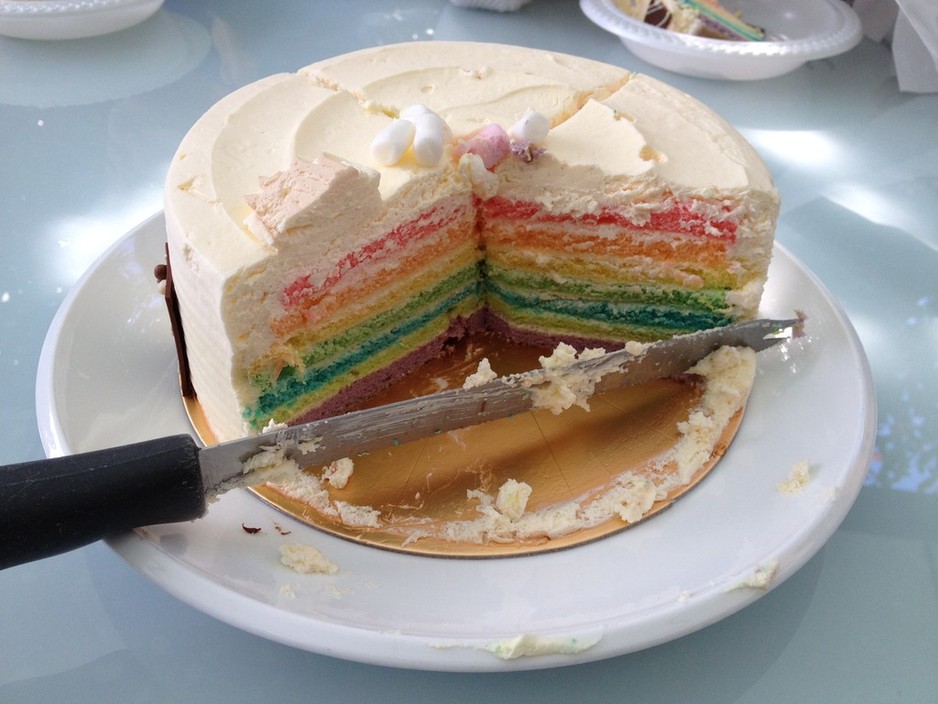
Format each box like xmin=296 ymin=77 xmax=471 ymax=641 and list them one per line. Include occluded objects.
xmin=162 ymin=41 xmax=778 ymax=442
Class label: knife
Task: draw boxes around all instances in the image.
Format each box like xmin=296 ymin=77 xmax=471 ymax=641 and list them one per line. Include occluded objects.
xmin=0 ymin=317 xmax=799 ymax=569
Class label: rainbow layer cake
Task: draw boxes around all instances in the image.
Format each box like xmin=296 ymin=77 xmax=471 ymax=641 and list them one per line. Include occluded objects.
xmin=163 ymin=41 xmax=778 ymax=442
xmin=615 ymin=0 xmax=765 ymax=41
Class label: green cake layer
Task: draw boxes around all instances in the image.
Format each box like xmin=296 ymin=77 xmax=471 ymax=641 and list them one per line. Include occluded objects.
xmin=487 ymin=279 xmax=733 ymax=342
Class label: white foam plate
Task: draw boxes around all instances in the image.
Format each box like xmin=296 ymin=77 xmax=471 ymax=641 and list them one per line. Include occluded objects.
xmin=580 ymin=0 xmax=863 ymax=80
xmin=36 ymin=213 xmax=875 ymax=671
xmin=0 ymin=0 xmax=163 ymax=40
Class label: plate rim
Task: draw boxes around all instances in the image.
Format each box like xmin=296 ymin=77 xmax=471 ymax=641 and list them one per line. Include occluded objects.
xmin=0 ymin=0 xmax=164 ymax=41
xmin=0 ymin=0 xmax=159 ymax=17
xmin=35 ymin=211 xmax=877 ymax=671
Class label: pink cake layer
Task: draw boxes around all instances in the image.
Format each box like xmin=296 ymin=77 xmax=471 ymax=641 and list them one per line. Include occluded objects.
xmin=281 ymin=202 xmax=469 ymax=311
xmin=482 ymin=197 xmax=738 ymax=240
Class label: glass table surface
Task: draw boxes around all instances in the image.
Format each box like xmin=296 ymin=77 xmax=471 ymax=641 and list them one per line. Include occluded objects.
xmin=1 ymin=0 xmax=936 ymax=700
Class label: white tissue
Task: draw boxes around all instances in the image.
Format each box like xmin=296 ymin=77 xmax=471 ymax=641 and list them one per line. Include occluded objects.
xmin=854 ymin=0 xmax=938 ymax=93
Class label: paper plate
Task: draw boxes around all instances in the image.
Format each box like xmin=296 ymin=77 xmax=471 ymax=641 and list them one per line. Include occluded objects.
xmin=0 ymin=0 xmax=163 ymax=40
xmin=580 ymin=0 xmax=863 ymax=80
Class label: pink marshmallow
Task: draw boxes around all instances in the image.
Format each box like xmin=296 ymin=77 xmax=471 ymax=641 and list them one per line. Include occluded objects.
xmin=456 ymin=123 xmax=511 ymax=170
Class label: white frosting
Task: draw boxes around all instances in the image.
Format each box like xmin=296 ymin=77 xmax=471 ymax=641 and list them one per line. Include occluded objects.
xmin=494 ymin=478 xmax=533 ymax=521
xmin=322 ymin=457 xmax=355 ymax=489
xmin=245 ymin=156 xmax=381 ymax=244
xmin=462 ymin=357 xmax=497 ymax=389
xmin=664 ymin=345 xmax=757 ymax=486
xmin=165 ymin=41 xmax=777 ymax=441
xmin=527 ymin=343 xmax=607 ymax=414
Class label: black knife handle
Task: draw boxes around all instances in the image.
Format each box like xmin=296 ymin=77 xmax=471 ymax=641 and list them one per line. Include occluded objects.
xmin=0 ymin=434 xmax=204 ymax=570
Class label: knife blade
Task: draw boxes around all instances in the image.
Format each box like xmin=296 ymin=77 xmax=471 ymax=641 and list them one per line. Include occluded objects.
xmin=0 ymin=317 xmax=799 ymax=569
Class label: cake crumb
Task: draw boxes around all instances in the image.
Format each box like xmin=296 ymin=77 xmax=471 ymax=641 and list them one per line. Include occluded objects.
xmin=777 ymin=459 xmax=811 ymax=495
xmin=207 ymin=441 xmax=301 ymax=501
xmin=486 ymin=633 xmax=601 ymax=660
xmin=239 ymin=448 xmax=301 ymax=484
xmin=297 ymin=438 xmax=322 ymax=455
xmin=494 ymin=478 xmax=532 ymax=521
xmin=336 ymin=501 xmax=381 ymax=528
xmin=279 ymin=543 xmax=338 ymax=574
xmin=665 ymin=346 xmax=756 ymax=485
xmin=729 ymin=560 xmax=779 ymax=591
xmin=323 ymin=457 xmax=355 ymax=488
xmin=463 ymin=357 xmax=498 ymax=389
xmin=624 ymin=340 xmax=647 ymax=356
xmin=528 ymin=343 xmax=607 ymax=414
xmin=262 ymin=418 xmax=288 ymax=433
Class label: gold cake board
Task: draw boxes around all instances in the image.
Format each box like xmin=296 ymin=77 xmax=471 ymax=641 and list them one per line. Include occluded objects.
xmin=186 ymin=334 xmax=746 ymax=559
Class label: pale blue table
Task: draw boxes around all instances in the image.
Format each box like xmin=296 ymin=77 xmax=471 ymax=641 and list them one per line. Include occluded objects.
xmin=2 ymin=1 xmax=936 ymax=701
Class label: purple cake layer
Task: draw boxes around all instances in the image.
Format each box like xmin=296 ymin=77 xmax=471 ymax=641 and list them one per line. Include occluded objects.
xmin=482 ymin=310 xmax=628 ymax=353
xmin=290 ymin=311 xmax=486 ymax=425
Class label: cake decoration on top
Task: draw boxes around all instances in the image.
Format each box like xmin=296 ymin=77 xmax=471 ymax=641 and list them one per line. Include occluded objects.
xmin=244 ymin=155 xmax=381 ymax=244
xmin=374 ymin=105 xmax=553 ymax=172
xmin=508 ymin=109 xmax=550 ymax=144
xmin=455 ymin=124 xmax=511 ymax=170
xmin=370 ymin=104 xmax=451 ymax=166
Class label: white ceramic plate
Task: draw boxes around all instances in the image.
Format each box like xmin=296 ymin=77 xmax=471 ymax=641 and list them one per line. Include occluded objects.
xmin=0 ymin=0 xmax=163 ymax=40
xmin=36 ymin=213 xmax=875 ymax=671
xmin=580 ymin=0 xmax=863 ymax=80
